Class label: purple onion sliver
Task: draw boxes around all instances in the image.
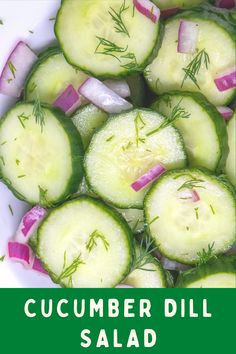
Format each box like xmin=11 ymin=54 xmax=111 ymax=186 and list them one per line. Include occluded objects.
xmin=214 ymin=69 xmax=236 ymax=92
xmin=191 ymin=189 xmax=200 ymax=203
xmin=8 ymin=241 xmax=31 ymax=265
xmin=103 ymin=79 xmax=131 ymax=98
xmin=116 ymin=284 xmax=134 ymax=288
xmin=217 ymin=106 xmax=234 ymax=121
xmin=32 ymin=257 xmax=48 ymax=275
xmin=133 ymin=0 xmax=160 ymax=23
xmin=131 ymin=164 xmax=166 ymax=192
xmin=160 ymin=7 xmax=179 ymax=19
xmin=215 ymin=0 xmax=235 ymax=8
xmin=53 ymin=84 xmax=80 ymax=114
xmin=21 ymin=205 xmax=47 ymax=237
xmin=177 ymin=21 xmax=199 ymax=54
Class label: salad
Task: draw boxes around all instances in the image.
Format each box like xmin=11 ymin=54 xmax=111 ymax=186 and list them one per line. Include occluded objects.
xmin=0 ymin=0 xmax=235 ymax=288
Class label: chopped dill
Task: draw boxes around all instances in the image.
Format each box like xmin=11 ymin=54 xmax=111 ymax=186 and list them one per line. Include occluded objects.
xmin=194 ymin=207 xmax=199 ymax=220
xmin=197 ymin=242 xmax=216 ymax=265
xmin=17 ymin=113 xmax=30 ymax=128
xmin=0 ymin=156 xmax=5 ymax=166
xmin=16 ymin=159 xmax=20 ymax=165
xmin=109 ymin=0 xmax=130 ymax=37
xmin=0 ymin=19 xmax=3 ymax=25
xmin=122 ymin=141 xmax=133 ymax=151
xmin=17 ymin=175 xmax=26 ymax=178
xmin=8 ymin=204 xmax=14 ymax=216
xmin=106 ymin=135 xmax=114 ymax=142
xmin=29 ymin=82 xmax=37 ymax=94
xmin=86 ymin=230 xmax=110 ymax=252
xmin=0 ymin=255 xmax=5 ymax=262
xmin=38 ymin=185 xmax=52 ymax=207
xmin=57 ymin=252 xmax=85 ymax=283
xmin=0 ymin=141 xmax=7 ymax=146
xmin=130 ymin=236 xmax=157 ymax=272
xmin=178 ymin=178 xmax=205 ymax=191
xmin=95 ymin=36 xmax=127 ymax=62
xmin=33 ymin=96 xmax=45 ymax=132
xmin=209 ymin=204 xmax=215 ymax=215
xmin=148 ymin=216 xmax=160 ymax=226
xmin=134 ymin=112 xmax=146 ymax=147
xmin=120 ymin=52 xmax=143 ymax=73
xmin=8 ymin=61 xmax=16 ymax=78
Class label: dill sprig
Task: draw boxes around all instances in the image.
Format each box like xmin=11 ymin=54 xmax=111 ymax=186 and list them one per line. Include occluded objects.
xmin=57 ymin=252 xmax=85 ymax=283
xmin=181 ymin=49 xmax=210 ymax=89
xmin=17 ymin=113 xmax=30 ymax=129
xmin=148 ymin=215 xmax=160 ymax=226
xmin=86 ymin=230 xmax=110 ymax=252
xmin=0 ymin=156 xmax=5 ymax=166
xmin=134 ymin=112 xmax=146 ymax=147
xmin=38 ymin=185 xmax=52 ymax=207
xmin=8 ymin=61 xmax=16 ymax=78
xmin=0 ymin=255 xmax=5 ymax=262
xmin=109 ymin=0 xmax=130 ymax=37
xmin=197 ymin=243 xmax=216 ymax=265
xmin=33 ymin=96 xmax=45 ymax=132
xmin=95 ymin=36 xmax=127 ymax=62
xmin=29 ymin=82 xmax=37 ymax=93
xmin=177 ymin=178 xmax=205 ymax=191
xmin=130 ymin=236 xmax=157 ymax=272
xmin=147 ymin=99 xmax=190 ymax=137
xmin=0 ymin=19 xmax=3 ymax=25
xmin=120 ymin=52 xmax=143 ymax=73
xmin=8 ymin=204 xmax=14 ymax=216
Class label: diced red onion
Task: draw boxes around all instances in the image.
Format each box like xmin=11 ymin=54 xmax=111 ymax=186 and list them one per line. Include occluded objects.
xmin=160 ymin=8 xmax=179 ymax=19
xmin=131 ymin=164 xmax=166 ymax=192
xmin=103 ymin=79 xmax=131 ymax=98
xmin=214 ymin=69 xmax=236 ymax=92
xmin=116 ymin=284 xmax=134 ymax=288
xmin=161 ymin=256 xmax=191 ymax=272
xmin=32 ymin=257 xmax=48 ymax=275
xmin=191 ymin=189 xmax=200 ymax=202
xmin=177 ymin=21 xmax=199 ymax=54
xmin=178 ymin=189 xmax=200 ymax=202
xmin=0 ymin=41 xmax=37 ymax=97
xmin=215 ymin=0 xmax=235 ymax=8
xmin=8 ymin=241 xmax=33 ymax=267
xmin=217 ymin=106 xmax=234 ymax=121
xmin=133 ymin=0 xmax=160 ymax=24
xmin=15 ymin=205 xmax=47 ymax=243
xmin=53 ymin=84 xmax=81 ymax=115
xmin=79 ymin=77 xmax=133 ymax=114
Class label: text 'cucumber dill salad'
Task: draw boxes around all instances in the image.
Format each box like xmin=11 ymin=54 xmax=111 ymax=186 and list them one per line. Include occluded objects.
xmin=0 ymin=0 xmax=236 ymax=288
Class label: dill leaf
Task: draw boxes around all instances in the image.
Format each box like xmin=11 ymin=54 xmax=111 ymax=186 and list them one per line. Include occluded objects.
xmin=130 ymin=236 xmax=157 ymax=272
xmin=95 ymin=37 xmax=127 ymax=62
xmin=33 ymin=96 xmax=45 ymax=132
xmin=86 ymin=230 xmax=110 ymax=252
xmin=109 ymin=0 xmax=130 ymax=37
xmin=197 ymin=243 xmax=216 ymax=265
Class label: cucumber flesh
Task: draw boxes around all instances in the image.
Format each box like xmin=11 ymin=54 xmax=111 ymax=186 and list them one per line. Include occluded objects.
xmin=153 ymin=91 xmax=228 ymax=171
xmin=55 ymin=0 xmax=160 ymax=77
xmin=225 ymin=113 xmax=236 ymax=187
xmin=0 ymin=103 xmax=84 ymax=206
xmin=37 ymin=197 xmax=133 ymax=288
xmin=153 ymin=0 xmax=206 ymax=10
xmin=72 ymin=104 xmax=108 ymax=148
xmin=25 ymin=48 xmax=87 ymax=104
xmin=176 ymin=257 xmax=236 ymax=288
xmin=116 ymin=208 xmax=144 ymax=234
xmin=145 ymin=12 xmax=236 ymax=105
xmin=145 ymin=168 xmax=236 ymax=265
xmin=85 ymin=109 xmax=187 ymax=209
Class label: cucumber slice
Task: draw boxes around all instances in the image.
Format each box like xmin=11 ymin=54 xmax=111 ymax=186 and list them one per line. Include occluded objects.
xmin=176 ymin=256 xmax=236 ymax=288
xmin=84 ymin=109 xmax=187 ymax=209
xmin=55 ymin=0 xmax=161 ymax=77
xmin=225 ymin=112 xmax=236 ymax=187
xmin=0 ymin=103 xmax=83 ymax=206
xmin=116 ymin=208 xmax=144 ymax=234
xmin=123 ymin=243 xmax=167 ymax=288
xmin=25 ymin=47 xmax=87 ymax=104
xmin=72 ymin=104 xmax=108 ymax=148
xmin=28 ymin=231 xmax=37 ymax=253
xmin=145 ymin=8 xmax=236 ymax=105
xmin=152 ymin=91 xmax=228 ymax=172
xmin=37 ymin=196 xmax=133 ymax=288
xmin=145 ymin=168 xmax=236 ymax=265
xmin=126 ymin=75 xmax=146 ymax=107
xmin=153 ymin=0 xmax=206 ymax=10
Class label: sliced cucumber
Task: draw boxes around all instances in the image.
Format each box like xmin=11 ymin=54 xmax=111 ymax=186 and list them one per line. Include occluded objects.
xmin=72 ymin=104 xmax=108 ymax=148
xmin=85 ymin=109 xmax=187 ymax=209
xmin=145 ymin=8 xmax=236 ymax=105
xmin=37 ymin=196 xmax=133 ymax=288
xmin=25 ymin=47 xmax=87 ymax=104
xmin=225 ymin=112 xmax=236 ymax=187
xmin=152 ymin=91 xmax=228 ymax=172
xmin=116 ymin=208 xmax=144 ymax=234
xmin=176 ymin=256 xmax=236 ymax=288
xmin=145 ymin=168 xmax=236 ymax=265
xmin=126 ymin=75 xmax=146 ymax=107
xmin=28 ymin=230 xmax=37 ymax=253
xmin=55 ymin=0 xmax=161 ymax=77
xmin=0 ymin=103 xmax=83 ymax=206
xmin=153 ymin=0 xmax=206 ymax=10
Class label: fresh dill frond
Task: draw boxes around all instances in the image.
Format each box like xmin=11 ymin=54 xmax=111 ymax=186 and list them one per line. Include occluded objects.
xmin=147 ymin=99 xmax=190 ymax=136
xmin=33 ymin=96 xmax=45 ymax=132
xmin=209 ymin=204 xmax=215 ymax=215
xmin=109 ymin=0 xmax=130 ymax=37
xmin=0 ymin=255 xmax=5 ymax=262
xmin=0 ymin=141 xmax=7 ymax=146
xmin=163 ymin=95 xmax=172 ymax=108
xmin=106 ymin=135 xmax=114 ymax=142
xmin=86 ymin=230 xmax=110 ymax=252
xmin=148 ymin=216 xmax=160 ymax=226
xmin=130 ymin=236 xmax=157 ymax=272
xmin=122 ymin=141 xmax=133 ymax=151
xmin=0 ymin=156 xmax=5 ymax=166
xmin=197 ymin=243 xmax=216 ymax=265
xmin=29 ymin=82 xmax=37 ymax=93
xmin=0 ymin=19 xmax=3 ymax=25
xmin=95 ymin=36 xmax=127 ymax=62
xmin=8 ymin=204 xmax=14 ymax=216
xmin=57 ymin=252 xmax=85 ymax=282
xmin=177 ymin=178 xmax=205 ymax=191
xmin=181 ymin=49 xmax=210 ymax=89
xmin=134 ymin=112 xmax=146 ymax=147
xmin=120 ymin=52 xmax=143 ymax=73
xmin=38 ymin=185 xmax=52 ymax=207
xmin=16 ymin=159 xmax=20 ymax=165
xmin=8 ymin=61 xmax=16 ymax=78
xmin=194 ymin=207 xmax=199 ymax=220
xmin=17 ymin=175 xmax=26 ymax=179
xmin=17 ymin=113 xmax=30 ymax=129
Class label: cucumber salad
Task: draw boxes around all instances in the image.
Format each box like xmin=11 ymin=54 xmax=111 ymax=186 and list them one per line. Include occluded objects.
xmin=0 ymin=0 xmax=235 ymax=288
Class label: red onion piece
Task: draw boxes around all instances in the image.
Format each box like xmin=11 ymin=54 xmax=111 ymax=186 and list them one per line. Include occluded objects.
xmin=214 ymin=69 xmax=236 ymax=92
xmin=32 ymin=257 xmax=48 ymax=275
xmin=8 ymin=242 xmax=33 ymax=267
xmin=191 ymin=189 xmax=200 ymax=202
xmin=116 ymin=284 xmax=134 ymax=288
xmin=178 ymin=189 xmax=200 ymax=202
xmin=103 ymin=79 xmax=131 ymax=98
xmin=215 ymin=0 xmax=235 ymax=8
xmin=161 ymin=256 xmax=191 ymax=272
xmin=160 ymin=8 xmax=179 ymax=19
xmin=217 ymin=106 xmax=234 ymax=121
xmin=131 ymin=164 xmax=166 ymax=192
xmin=0 ymin=41 xmax=37 ymax=97
xmin=177 ymin=21 xmax=199 ymax=54
xmin=79 ymin=77 xmax=133 ymax=114
xmin=133 ymin=0 xmax=160 ymax=23
xmin=53 ymin=84 xmax=81 ymax=115
xmin=16 ymin=205 xmax=47 ymax=243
